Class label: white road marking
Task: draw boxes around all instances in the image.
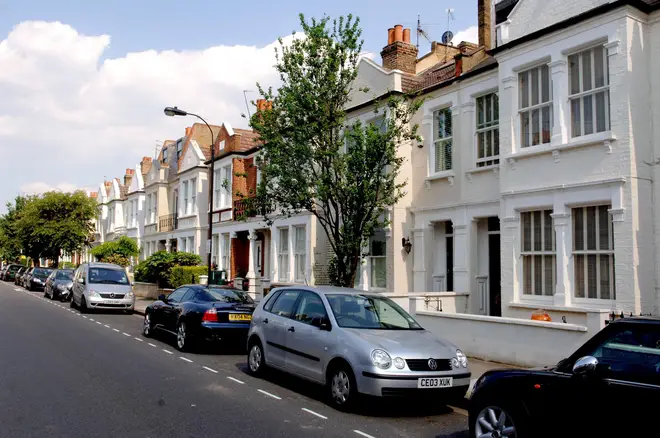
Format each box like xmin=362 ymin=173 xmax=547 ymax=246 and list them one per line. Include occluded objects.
xmin=134 ymin=337 xmax=143 ymax=342
xmin=301 ymin=408 xmax=327 ymax=420
xmin=163 ymin=349 xmax=174 ymax=355
xmin=104 ymin=324 xmax=110 ymax=328
xmin=354 ymin=431 xmax=377 ymax=438
xmin=113 ymin=328 xmax=120 ymax=332
xmin=82 ymin=316 xmax=88 ymax=319
xmin=258 ymin=389 xmax=281 ymax=400
xmin=96 ymin=321 xmax=102 ymax=325
xmin=179 ymin=357 xmax=193 ymax=363
xmin=14 ymin=288 xmax=20 ymax=291
xmin=89 ymin=318 xmax=95 ymax=321
xmin=202 ymin=366 xmax=218 ymax=374
xmin=123 ymin=333 xmax=131 ymax=337
xmin=148 ymin=343 xmax=157 ymax=347
xmin=227 ymin=376 xmax=244 ymax=384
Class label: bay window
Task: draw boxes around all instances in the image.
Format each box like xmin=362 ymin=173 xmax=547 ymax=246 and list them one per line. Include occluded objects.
xmin=476 ymin=93 xmax=499 ymax=167
xmin=519 ymin=64 xmax=552 ymax=148
xmin=569 ymin=46 xmax=610 ymax=138
xmin=521 ymin=210 xmax=555 ymax=296
xmin=573 ymin=205 xmax=615 ymax=300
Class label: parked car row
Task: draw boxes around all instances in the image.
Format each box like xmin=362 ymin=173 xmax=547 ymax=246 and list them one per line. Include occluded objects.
xmin=143 ymin=285 xmax=472 ymax=410
xmin=1 ymin=264 xmax=55 ymax=291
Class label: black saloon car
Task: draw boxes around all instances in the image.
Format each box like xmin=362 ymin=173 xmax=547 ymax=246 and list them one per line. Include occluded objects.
xmin=142 ymin=285 xmax=255 ymax=352
xmin=27 ymin=267 xmax=54 ymax=291
xmin=44 ymin=269 xmax=75 ymax=300
xmin=468 ymin=317 xmax=660 ymax=438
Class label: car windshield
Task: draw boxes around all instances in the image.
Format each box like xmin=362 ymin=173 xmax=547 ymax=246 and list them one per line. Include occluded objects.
xmin=8 ymin=265 xmax=20 ymax=272
xmin=204 ymin=288 xmax=254 ymax=304
xmin=326 ymin=294 xmax=423 ymax=330
xmin=56 ymin=270 xmax=74 ymax=280
xmin=88 ymin=268 xmax=129 ymax=285
xmin=34 ymin=268 xmax=53 ymax=277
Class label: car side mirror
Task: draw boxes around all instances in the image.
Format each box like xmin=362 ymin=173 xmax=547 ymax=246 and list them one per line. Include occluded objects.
xmin=573 ymin=356 xmax=599 ymax=376
xmin=311 ymin=316 xmax=331 ymax=331
xmin=158 ymin=294 xmax=167 ymax=302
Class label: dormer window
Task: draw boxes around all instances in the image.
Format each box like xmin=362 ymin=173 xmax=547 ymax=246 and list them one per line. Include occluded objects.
xmin=176 ymin=139 xmax=183 ymax=160
xmin=162 ymin=147 xmax=168 ymax=163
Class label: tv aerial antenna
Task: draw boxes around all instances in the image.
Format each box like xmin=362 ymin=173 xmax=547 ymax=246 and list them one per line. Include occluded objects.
xmin=416 ymin=15 xmax=433 ymax=49
xmin=154 ymin=140 xmax=163 ymax=159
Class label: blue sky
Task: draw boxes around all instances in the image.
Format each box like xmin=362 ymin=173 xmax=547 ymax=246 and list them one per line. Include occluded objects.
xmin=0 ymin=0 xmax=477 ymax=60
xmin=0 ymin=0 xmax=478 ymax=212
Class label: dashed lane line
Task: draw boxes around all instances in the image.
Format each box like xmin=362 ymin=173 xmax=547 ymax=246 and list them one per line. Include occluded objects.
xmin=227 ymin=376 xmax=244 ymax=384
xmin=180 ymin=357 xmax=193 ymax=363
xmin=104 ymin=324 xmax=110 ymax=328
xmin=202 ymin=366 xmax=218 ymax=374
xmin=96 ymin=321 xmax=102 ymax=325
xmin=258 ymin=389 xmax=281 ymax=400
xmin=162 ymin=349 xmax=174 ymax=355
xmin=134 ymin=337 xmax=143 ymax=342
xmin=122 ymin=332 xmax=131 ymax=337
xmin=113 ymin=328 xmax=120 ymax=332
xmin=354 ymin=431 xmax=377 ymax=438
xmin=301 ymin=408 xmax=327 ymax=420
xmin=148 ymin=343 xmax=157 ymax=348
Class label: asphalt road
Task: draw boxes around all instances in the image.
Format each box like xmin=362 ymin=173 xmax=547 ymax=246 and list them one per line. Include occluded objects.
xmin=0 ymin=281 xmax=469 ymax=438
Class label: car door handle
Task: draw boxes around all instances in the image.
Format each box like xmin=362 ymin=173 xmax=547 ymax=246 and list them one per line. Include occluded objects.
xmin=287 ymin=326 xmax=295 ymax=332
xmin=263 ymin=318 xmax=268 ymax=324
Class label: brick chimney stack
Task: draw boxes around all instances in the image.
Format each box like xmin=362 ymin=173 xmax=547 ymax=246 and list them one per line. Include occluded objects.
xmin=478 ymin=0 xmax=492 ymax=49
xmin=381 ymin=24 xmax=418 ymax=74
xmin=124 ymin=168 xmax=135 ymax=186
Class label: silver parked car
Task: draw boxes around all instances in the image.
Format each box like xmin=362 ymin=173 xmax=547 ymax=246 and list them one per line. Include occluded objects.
xmin=70 ymin=262 xmax=135 ymax=313
xmin=246 ymin=286 xmax=471 ymax=410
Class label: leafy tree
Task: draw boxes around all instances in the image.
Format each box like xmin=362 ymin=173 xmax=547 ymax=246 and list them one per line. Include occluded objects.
xmin=15 ymin=191 xmax=98 ymax=265
xmin=91 ymin=236 xmax=139 ymax=266
xmin=0 ymin=196 xmax=31 ymax=262
xmin=249 ymin=14 xmax=422 ymax=287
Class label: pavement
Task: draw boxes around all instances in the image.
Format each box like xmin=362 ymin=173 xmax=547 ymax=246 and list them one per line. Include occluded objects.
xmin=2 ymin=282 xmax=481 ymax=438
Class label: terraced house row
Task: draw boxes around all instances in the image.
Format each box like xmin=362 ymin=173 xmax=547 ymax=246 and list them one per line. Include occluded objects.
xmin=89 ymin=0 xmax=660 ymax=339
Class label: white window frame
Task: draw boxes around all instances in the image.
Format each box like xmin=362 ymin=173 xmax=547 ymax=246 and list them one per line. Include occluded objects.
xmin=475 ymin=92 xmax=500 ymax=167
xmin=220 ymin=233 xmax=230 ymax=273
xmin=368 ymin=229 xmax=387 ymax=290
xmin=431 ymin=107 xmax=453 ymax=173
xmin=190 ymin=178 xmax=197 ymax=214
xmin=182 ymin=181 xmax=189 ymax=216
xmin=217 ymin=164 xmax=232 ymax=209
xmin=568 ymin=45 xmax=610 ymax=138
xmin=520 ymin=209 xmax=556 ymax=296
xmin=278 ymin=228 xmax=290 ymax=282
xmin=518 ymin=64 xmax=552 ymax=148
xmin=213 ymin=168 xmax=221 ymax=210
xmin=187 ymin=236 xmax=194 ymax=254
xmin=293 ymin=226 xmax=306 ymax=283
xmin=572 ymin=205 xmax=615 ymax=300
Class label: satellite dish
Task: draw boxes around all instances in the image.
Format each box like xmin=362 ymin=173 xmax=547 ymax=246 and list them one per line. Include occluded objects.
xmin=441 ymin=30 xmax=454 ymax=45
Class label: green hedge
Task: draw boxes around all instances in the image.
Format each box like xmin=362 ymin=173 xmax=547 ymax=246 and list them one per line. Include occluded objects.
xmin=168 ymin=266 xmax=208 ymax=289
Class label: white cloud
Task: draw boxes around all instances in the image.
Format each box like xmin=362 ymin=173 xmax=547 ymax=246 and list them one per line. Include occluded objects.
xmin=0 ymin=21 xmax=288 ymax=209
xmin=452 ymin=25 xmax=478 ymax=45
xmin=19 ymin=181 xmax=82 ymax=195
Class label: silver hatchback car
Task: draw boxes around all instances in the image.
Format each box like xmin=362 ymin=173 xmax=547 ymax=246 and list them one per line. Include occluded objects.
xmin=247 ymin=286 xmax=471 ymax=410
xmin=70 ymin=263 xmax=135 ymax=313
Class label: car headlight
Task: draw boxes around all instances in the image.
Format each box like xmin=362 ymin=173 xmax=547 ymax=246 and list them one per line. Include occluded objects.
xmin=456 ymin=349 xmax=468 ymax=368
xmin=89 ymin=290 xmax=101 ymax=298
xmin=393 ymin=357 xmax=405 ymax=369
xmin=34 ymin=278 xmax=42 ymax=283
xmin=125 ymin=291 xmax=134 ymax=299
xmin=452 ymin=358 xmax=460 ymax=369
xmin=370 ymin=349 xmax=392 ymax=369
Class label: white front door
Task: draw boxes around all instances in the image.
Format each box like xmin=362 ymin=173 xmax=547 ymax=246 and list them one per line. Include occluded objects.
xmin=255 ymin=240 xmax=263 ymax=276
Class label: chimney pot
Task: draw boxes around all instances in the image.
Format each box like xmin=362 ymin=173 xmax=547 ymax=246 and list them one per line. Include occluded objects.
xmin=403 ymin=28 xmax=411 ymax=44
xmin=394 ymin=24 xmax=403 ymax=42
xmin=387 ymin=28 xmax=395 ymax=45
xmin=185 ymin=127 xmax=191 ymax=137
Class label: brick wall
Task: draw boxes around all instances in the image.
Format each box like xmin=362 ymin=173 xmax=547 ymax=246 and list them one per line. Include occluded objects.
xmin=381 ymin=41 xmax=418 ymax=74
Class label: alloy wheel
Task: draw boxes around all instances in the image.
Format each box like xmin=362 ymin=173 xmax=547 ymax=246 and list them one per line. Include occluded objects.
xmin=177 ymin=323 xmax=187 ymax=350
xmin=331 ymin=370 xmax=351 ymax=405
xmin=248 ymin=344 xmax=262 ymax=373
xmin=475 ymin=406 xmax=517 ymax=438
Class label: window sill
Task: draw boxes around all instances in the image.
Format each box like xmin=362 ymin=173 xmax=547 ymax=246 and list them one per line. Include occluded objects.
xmin=507 ymin=132 xmax=616 ymax=168
xmin=178 ymin=213 xmax=198 ymax=220
xmin=509 ymin=302 xmax=613 ymax=314
xmin=425 ymin=170 xmax=456 ymax=189
xmin=466 ymin=164 xmax=500 ymax=181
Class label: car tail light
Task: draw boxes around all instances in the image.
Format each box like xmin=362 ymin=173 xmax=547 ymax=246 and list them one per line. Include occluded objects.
xmin=202 ymin=308 xmax=218 ymax=322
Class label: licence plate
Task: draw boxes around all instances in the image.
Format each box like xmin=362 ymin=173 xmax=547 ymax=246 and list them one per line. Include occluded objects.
xmin=417 ymin=377 xmax=453 ymax=389
xmin=106 ymin=300 xmax=121 ymax=304
xmin=229 ymin=313 xmax=252 ymax=321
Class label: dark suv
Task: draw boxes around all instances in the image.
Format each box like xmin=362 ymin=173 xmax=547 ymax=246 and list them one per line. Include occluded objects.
xmin=468 ymin=317 xmax=660 ymax=438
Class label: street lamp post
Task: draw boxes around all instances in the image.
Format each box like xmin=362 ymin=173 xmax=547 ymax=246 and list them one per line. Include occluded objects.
xmin=164 ymin=106 xmax=216 ymax=286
